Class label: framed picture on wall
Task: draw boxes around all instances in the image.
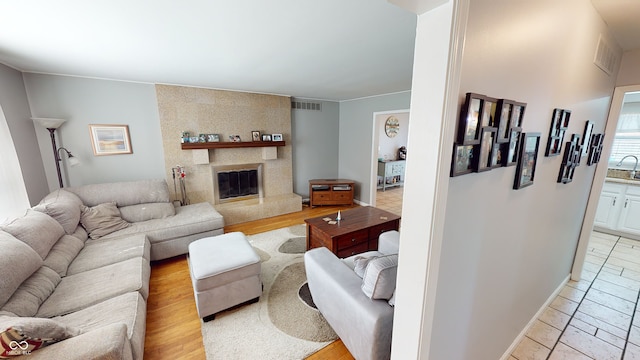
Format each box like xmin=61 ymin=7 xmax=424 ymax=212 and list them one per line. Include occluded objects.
xmin=472 ymin=126 xmax=497 ymax=172
xmin=545 ymin=108 xmax=571 ymax=156
xmin=514 ymin=132 xmax=541 ymax=189
xmin=450 ymin=143 xmax=474 ymax=177
xmin=457 ymin=93 xmax=485 ymax=145
xmin=89 ymin=124 xmax=132 ymax=156
xmin=502 ymin=127 xmax=522 ymax=167
xmin=581 ymin=121 xmax=594 ymax=156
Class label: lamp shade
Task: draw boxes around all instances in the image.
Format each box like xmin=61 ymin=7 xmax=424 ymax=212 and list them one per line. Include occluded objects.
xmin=32 ymin=117 xmax=66 ymax=129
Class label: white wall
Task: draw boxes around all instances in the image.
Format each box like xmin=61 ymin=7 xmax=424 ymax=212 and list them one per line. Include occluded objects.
xmin=0 ymin=64 xmax=49 ymax=205
xmin=428 ymin=1 xmax=619 ymax=359
xmin=617 ymin=49 xmax=640 ymax=86
xmin=338 ymin=92 xmax=411 ymax=203
xmin=291 ymin=99 xmax=340 ymax=198
xmin=23 ymin=74 xmax=166 ymax=189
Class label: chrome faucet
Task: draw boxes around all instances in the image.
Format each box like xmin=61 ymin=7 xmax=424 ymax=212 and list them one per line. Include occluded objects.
xmin=616 ymin=155 xmax=639 ymax=179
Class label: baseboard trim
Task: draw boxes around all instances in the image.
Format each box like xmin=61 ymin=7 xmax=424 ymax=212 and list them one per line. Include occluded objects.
xmin=499 ymin=274 xmax=570 ymax=360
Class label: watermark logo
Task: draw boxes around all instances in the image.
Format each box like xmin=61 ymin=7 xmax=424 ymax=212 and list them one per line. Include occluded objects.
xmin=8 ymin=340 xmax=31 ymax=355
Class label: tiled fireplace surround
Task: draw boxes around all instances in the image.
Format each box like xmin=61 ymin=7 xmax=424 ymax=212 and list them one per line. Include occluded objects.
xmin=156 ymin=84 xmax=301 ymax=225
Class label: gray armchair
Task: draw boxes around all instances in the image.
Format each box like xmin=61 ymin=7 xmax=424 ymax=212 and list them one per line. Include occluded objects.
xmin=304 ymin=231 xmax=399 ymax=360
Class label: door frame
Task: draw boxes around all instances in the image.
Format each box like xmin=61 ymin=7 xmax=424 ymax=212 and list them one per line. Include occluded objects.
xmin=369 ymin=109 xmax=410 ymax=207
xmin=571 ymin=84 xmax=640 ymax=280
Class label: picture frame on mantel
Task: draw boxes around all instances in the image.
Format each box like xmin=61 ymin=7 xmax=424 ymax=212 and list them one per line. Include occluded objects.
xmin=251 ymin=131 xmax=261 ymax=142
xmin=514 ymin=132 xmax=541 ymax=190
xmin=89 ymin=124 xmax=132 ymax=156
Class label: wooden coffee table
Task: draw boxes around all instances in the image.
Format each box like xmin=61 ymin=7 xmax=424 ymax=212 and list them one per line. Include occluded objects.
xmin=305 ymin=206 xmax=400 ymax=258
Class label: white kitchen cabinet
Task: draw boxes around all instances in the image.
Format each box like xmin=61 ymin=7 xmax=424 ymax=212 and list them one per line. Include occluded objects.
xmin=594 ymin=183 xmax=625 ymax=229
xmin=617 ymin=185 xmax=640 ymax=234
xmin=595 ymin=181 xmax=640 ymax=237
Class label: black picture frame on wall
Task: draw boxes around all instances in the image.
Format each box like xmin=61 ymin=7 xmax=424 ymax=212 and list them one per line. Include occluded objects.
xmin=514 ymin=132 xmax=541 ymax=190
xmin=502 ymin=127 xmax=522 ymax=167
xmin=558 ymin=134 xmax=582 ymax=184
xmin=587 ymin=133 xmax=605 ymax=165
xmin=450 ymin=143 xmax=474 ymax=177
xmin=581 ymin=121 xmax=594 ymax=157
xmin=473 ymin=127 xmax=497 ymax=172
xmin=494 ymin=100 xmax=512 ymax=143
xmin=457 ymin=93 xmax=485 ymax=145
xmin=545 ymin=108 xmax=571 ymax=156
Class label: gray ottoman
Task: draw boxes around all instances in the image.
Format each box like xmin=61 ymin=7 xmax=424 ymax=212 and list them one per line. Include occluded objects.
xmin=188 ymin=232 xmax=262 ymax=320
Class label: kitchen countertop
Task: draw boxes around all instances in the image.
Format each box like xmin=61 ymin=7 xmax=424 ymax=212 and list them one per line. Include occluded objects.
xmin=605 ymin=177 xmax=640 ymax=185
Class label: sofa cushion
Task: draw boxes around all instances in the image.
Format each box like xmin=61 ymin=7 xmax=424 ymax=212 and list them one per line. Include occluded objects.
xmin=69 ymin=226 xmax=88 ymax=242
xmin=56 ymin=292 xmax=146 ymax=360
xmin=66 ymin=234 xmax=150 ymax=275
xmin=80 ymin=202 xmax=130 ymax=240
xmin=67 ymin=179 xmax=171 ymax=207
xmin=0 ymin=210 xmax=64 ymax=259
xmin=0 ymin=316 xmax=80 ymax=357
xmin=361 ymin=254 xmax=398 ymax=300
xmin=36 ymin=257 xmax=150 ymax=318
xmin=0 ymin=232 xmax=43 ymax=308
xmin=33 ymin=190 xmax=83 ymax=235
xmin=102 ymin=202 xmax=223 ymax=243
xmin=44 ymin=235 xmax=85 ymax=277
xmin=1 ymin=267 xmax=60 ymax=317
xmin=119 ymin=203 xmax=175 ymax=223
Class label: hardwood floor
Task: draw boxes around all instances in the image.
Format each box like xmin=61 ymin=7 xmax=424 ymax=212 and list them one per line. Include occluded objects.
xmin=144 ymin=203 xmax=356 ymax=360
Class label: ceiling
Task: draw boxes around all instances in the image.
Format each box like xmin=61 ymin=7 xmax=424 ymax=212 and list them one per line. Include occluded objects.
xmin=0 ymin=0 xmax=417 ymax=101
xmin=592 ymin=0 xmax=640 ymax=52
xmin=0 ymin=1 xmax=638 ymax=102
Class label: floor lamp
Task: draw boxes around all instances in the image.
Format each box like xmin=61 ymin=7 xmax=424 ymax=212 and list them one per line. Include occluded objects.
xmin=32 ymin=117 xmax=80 ymax=188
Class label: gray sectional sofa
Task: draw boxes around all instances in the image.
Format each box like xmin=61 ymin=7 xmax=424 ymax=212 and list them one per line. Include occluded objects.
xmin=0 ymin=179 xmax=224 ymax=359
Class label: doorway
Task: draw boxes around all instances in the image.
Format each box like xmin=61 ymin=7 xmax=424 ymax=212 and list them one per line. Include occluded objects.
xmin=572 ymin=84 xmax=640 ymax=279
xmin=370 ymin=109 xmax=409 ymax=216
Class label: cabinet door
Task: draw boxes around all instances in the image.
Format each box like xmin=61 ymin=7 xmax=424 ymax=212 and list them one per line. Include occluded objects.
xmin=617 ymin=194 xmax=640 ymax=235
xmin=598 ymin=183 xmax=626 ymax=229
xmin=594 ymin=191 xmax=620 ymax=229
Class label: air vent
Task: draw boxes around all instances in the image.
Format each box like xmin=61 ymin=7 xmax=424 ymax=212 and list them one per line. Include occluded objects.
xmin=594 ymin=34 xmax=618 ymax=76
xmin=291 ymin=101 xmax=321 ymax=111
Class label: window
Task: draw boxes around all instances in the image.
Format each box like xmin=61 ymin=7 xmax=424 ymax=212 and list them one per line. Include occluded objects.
xmin=609 ymin=113 xmax=640 ymax=168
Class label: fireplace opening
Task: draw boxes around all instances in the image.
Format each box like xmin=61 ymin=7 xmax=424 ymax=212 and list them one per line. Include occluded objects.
xmin=212 ymin=163 xmax=263 ymax=204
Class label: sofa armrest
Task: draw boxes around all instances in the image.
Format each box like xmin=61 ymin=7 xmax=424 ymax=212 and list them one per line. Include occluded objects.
xmin=304 ymin=247 xmax=393 ymax=360
xmin=21 ymin=323 xmax=133 ymax=360
xmin=379 ymin=230 xmax=399 ymax=255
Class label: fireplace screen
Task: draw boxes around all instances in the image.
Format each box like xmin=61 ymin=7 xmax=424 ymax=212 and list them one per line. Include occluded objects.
xmin=213 ymin=163 xmax=263 ymax=204
xmin=218 ymin=170 xmax=258 ymax=199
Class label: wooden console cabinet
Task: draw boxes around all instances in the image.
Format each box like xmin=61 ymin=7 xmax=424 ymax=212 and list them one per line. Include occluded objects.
xmin=309 ymin=179 xmax=355 ymax=207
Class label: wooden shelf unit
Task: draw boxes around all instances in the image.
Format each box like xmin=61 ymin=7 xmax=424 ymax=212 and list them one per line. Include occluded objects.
xmin=309 ymin=179 xmax=355 ymax=207
xmin=181 ymin=141 xmax=285 ymax=150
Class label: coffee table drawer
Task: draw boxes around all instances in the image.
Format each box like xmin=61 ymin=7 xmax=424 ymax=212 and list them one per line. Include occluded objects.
xmin=335 ymin=229 xmax=369 ymax=250
xmin=337 ymin=242 xmax=370 ymax=258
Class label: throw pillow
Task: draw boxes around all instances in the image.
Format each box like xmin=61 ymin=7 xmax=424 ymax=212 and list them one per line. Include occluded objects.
xmin=80 ymin=202 xmax=130 ymax=240
xmin=353 ymin=255 xmax=376 ymax=278
xmin=361 ymin=254 xmax=398 ymax=300
xmin=0 ymin=316 xmax=80 ymax=357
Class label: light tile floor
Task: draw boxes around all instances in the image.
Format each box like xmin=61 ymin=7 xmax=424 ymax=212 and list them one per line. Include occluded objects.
xmin=375 ymin=186 xmax=403 ymax=217
xmin=511 ymin=231 xmax=640 ymax=360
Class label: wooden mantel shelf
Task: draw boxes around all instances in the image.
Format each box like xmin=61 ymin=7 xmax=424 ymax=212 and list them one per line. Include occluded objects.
xmin=181 ymin=141 xmax=285 ymax=150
